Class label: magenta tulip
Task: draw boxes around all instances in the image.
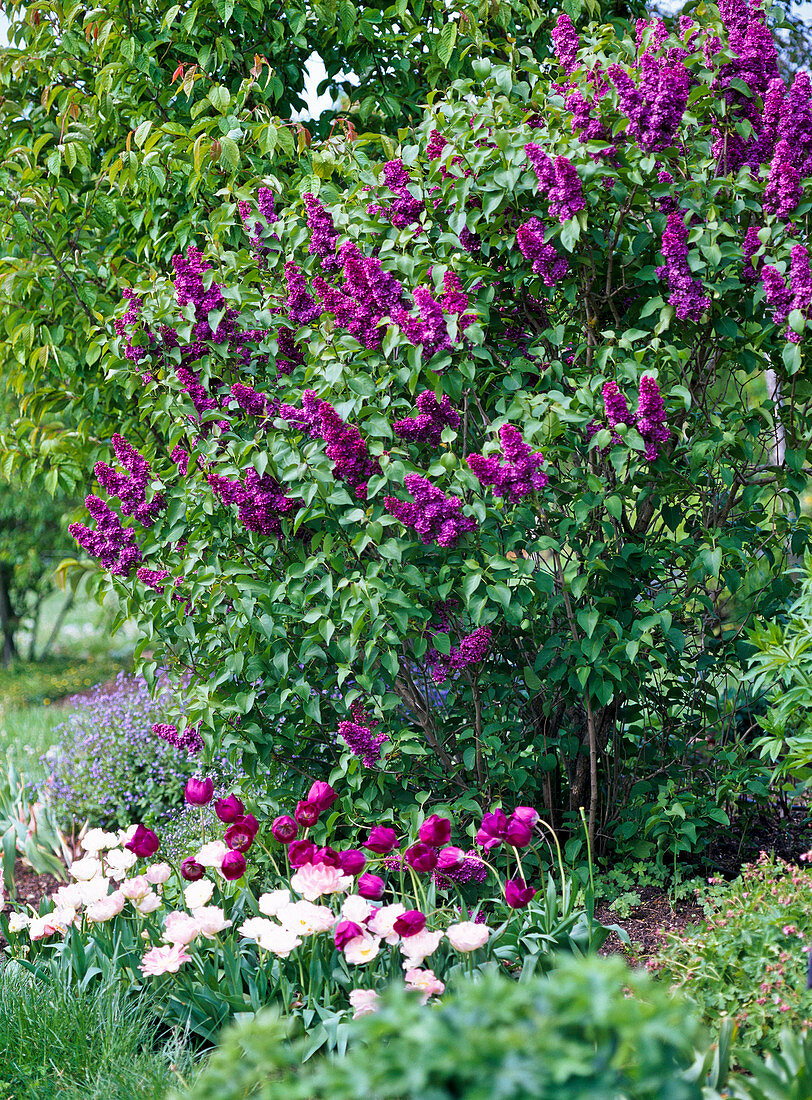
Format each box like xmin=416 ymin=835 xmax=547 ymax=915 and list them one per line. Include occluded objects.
xmin=393 ymin=909 xmax=426 ymax=937
xmin=125 ymin=824 xmax=160 ymax=858
xmin=404 ymin=842 xmax=438 ymax=873
xmin=185 ymin=777 xmax=214 ymax=806
xmin=436 ymin=846 xmax=466 ymax=871
xmin=308 ymin=781 xmax=339 ymax=812
xmin=236 ymin=813 xmax=259 ymax=838
xmin=312 ymin=845 xmax=340 ymax=867
xmin=180 ymin=857 xmax=205 ymax=882
xmin=505 ymin=816 xmax=533 ymax=847
xmin=475 ymin=810 xmax=508 ymax=851
xmin=288 ymin=839 xmax=316 ymax=867
xmin=337 ymin=849 xmax=366 ymax=875
xmin=505 ymin=878 xmax=536 ymax=908
xmin=294 ymin=800 xmax=320 ymax=827
xmin=334 ymin=920 xmax=364 ymax=949
xmin=418 ymin=814 xmax=452 ymax=846
xmin=357 ymin=872 xmax=385 ymax=900
xmin=364 ymin=826 xmax=398 ymax=854
xmin=225 ymin=821 xmax=255 ymax=852
xmin=271 ymin=815 xmax=298 ymax=843
xmin=511 ymin=805 xmax=540 ymax=828
xmin=221 ymin=850 xmax=246 ymax=880
xmin=215 ymin=794 xmax=245 ymax=823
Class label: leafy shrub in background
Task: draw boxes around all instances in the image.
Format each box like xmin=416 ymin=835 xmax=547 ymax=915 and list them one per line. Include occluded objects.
xmin=42 ymin=673 xmax=233 ymax=831
xmin=66 ymin=3 xmax=812 ymax=856
xmin=650 ymin=853 xmax=812 ymax=1050
xmin=179 ymin=958 xmax=704 ymax=1100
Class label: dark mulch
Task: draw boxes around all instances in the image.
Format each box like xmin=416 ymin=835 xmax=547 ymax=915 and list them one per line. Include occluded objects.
xmin=596 ymin=886 xmax=705 ymax=965
xmin=10 ymin=859 xmax=63 ymax=911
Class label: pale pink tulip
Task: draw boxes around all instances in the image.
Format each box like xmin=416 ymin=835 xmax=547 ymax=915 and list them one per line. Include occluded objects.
xmin=405 ymin=967 xmax=445 ymax=1003
xmin=140 ymin=942 xmax=191 ymax=976
xmin=87 ymin=892 xmax=126 ymax=922
xmin=446 ymin=921 xmax=491 ymax=952
xmin=163 ymin=910 xmax=201 ymax=945
xmin=343 ymin=933 xmax=381 ymax=965
xmin=290 ymin=861 xmax=352 ymax=902
xmin=349 ymin=988 xmax=380 ymax=1018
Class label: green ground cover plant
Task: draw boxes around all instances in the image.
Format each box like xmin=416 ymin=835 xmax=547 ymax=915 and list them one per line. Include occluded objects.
xmin=0 ymin=964 xmax=197 ymax=1100
xmin=650 ymin=853 xmax=812 ymax=1050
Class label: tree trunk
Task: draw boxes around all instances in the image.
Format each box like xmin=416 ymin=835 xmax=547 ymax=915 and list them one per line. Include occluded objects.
xmin=0 ymin=563 xmax=17 ymax=668
xmin=38 ymin=590 xmax=75 ymax=661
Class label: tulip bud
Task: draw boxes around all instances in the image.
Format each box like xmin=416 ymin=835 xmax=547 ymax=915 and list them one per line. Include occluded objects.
xmin=307 ymin=781 xmax=339 ymax=812
xmin=404 ymin=843 xmax=438 ymax=873
xmin=221 ymin=850 xmax=246 ymax=881
xmin=393 ymin=909 xmax=426 ymax=937
xmin=295 ymin=800 xmax=320 ymax=827
xmin=180 ymin=857 xmax=205 ymax=882
xmin=364 ymin=826 xmax=398 ymax=854
xmin=185 ymin=777 xmax=214 ymax=806
xmin=215 ymin=794 xmax=245 ymax=823
xmin=436 ymin=846 xmax=466 ymax=871
xmin=125 ymin=824 xmax=160 ymax=858
xmin=334 ymin=920 xmax=363 ymax=949
xmin=271 ymin=815 xmax=297 ymax=843
xmin=357 ymin=872 xmax=385 ymax=900
xmin=288 ymin=839 xmax=316 ymax=867
xmin=337 ymin=849 xmax=366 ymax=875
xmin=418 ymin=814 xmax=452 ymax=847
xmin=505 ymin=878 xmax=536 ymax=909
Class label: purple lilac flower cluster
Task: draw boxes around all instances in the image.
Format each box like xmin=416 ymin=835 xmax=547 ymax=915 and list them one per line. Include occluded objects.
xmin=94 ymin=434 xmax=165 ymax=526
xmin=69 ymin=496 xmax=142 ymax=576
xmin=231 ymin=382 xmax=275 ymax=420
xmin=567 ymin=88 xmax=614 ymax=151
xmin=337 ymin=702 xmax=388 ymax=767
xmin=762 ymin=246 xmax=812 ymax=341
xmin=761 ymin=263 xmax=792 ymax=325
xmin=368 ymin=159 xmax=424 ymax=227
xmin=764 ymin=140 xmax=802 ymax=219
xmin=516 ymin=218 xmax=569 ymax=286
xmin=314 ymin=241 xmax=405 ymax=349
xmin=152 ymin=721 xmax=205 ymax=755
xmin=113 ymin=289 xmax=150 ymax=363
xmin=430 ymin=627 xmax=492 ymax=684
xmin=742 ymin=227 xmax=763 ymax=280
xmin=524 ymin=146 xmax=585 ymax=222
xmin=304 ymin=192 xmax=340 ymax=271
xmin=467 ymin=424 xmax=548 ymax=500
xmin=208 ymin=468 xmax=299 ymax=536
xmin=385 ymin=474 xmax=476 ymax=547
xmin=393 ymin=391 xmax=461 ymax=447
xmin=607 ymin=51 xmax=691 ymax=151
xmin=433 ymin=851 xmax=488 ymax=889
xmin=42 ymin=673 xmax=212 ymax=831
xmin=552 ymin=13 xmax=579 ymax=71
xmin=284 ymin=262 xmax=320 ymax=326
xmin=656 ymin=212 xmax=710 ymax=321
xmin=599 ymin=377 xmax=669 ymax=461
xmin=280 ymin=390 xmax=380 ymax=500
xmin=136 ymin=567 xmax=171 ymax=593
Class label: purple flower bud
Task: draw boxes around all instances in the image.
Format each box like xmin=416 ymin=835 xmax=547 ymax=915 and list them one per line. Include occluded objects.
xmin=236 ymin=814 xmax=259 ymax=838
xmin=307 ymin=781 xmax=339 ymax=812
xmin=180 ymin=858 xmax=205 ymax=882
xmin=505 ymin=878 xmax=536 ymax=908
xmin=215 ymin=794 xmax=245 ymax=823
xmin=185 ymin=777 xmax=214 ymax=806
xmin=364 ymin=826 xmax=398 ymax=854
xmin=125 ymin=824 xmax=160 ymax=858
xmin=418 ymin=814 xmax=452 ymax=847
xmin=404 ymin=842 xmax=438 ymax=873
xmin=357 ymin=873 xmax=385 ymax=900
xmin=511 ymin=806 xmax=540 ymax=827
xmin=221 ymin=850 xmax=247 ymax=881
xmin=271 ymin=815 xmax=298 ymax=843
xmin=393 ymin=909 xmax=426 ymax=937
xmin=288 ymin=839 xmax=316 ymax=867
xmin=475 ymin=810 xmax=508 ymax=851
xmin=334 ymin=920 xmax=364 ymax=949
xmin=295 ymin=800 xmax=320 ymax=827
xmin=312 ymin=846 xmax=340 ymax=867
xmin=337 ymin=849 xmax=367 ymax=875
xmin=436 ymin=846 xmax=466 ymax=871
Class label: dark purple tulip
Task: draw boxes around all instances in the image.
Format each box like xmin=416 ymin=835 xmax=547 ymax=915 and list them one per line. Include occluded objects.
xmin=436 ymin=846 xmax=466 ymax=871
xmin=125 ymin=824 xmax=160 ymax=858
xmin=295 ymin=800 xmax=320 ymax=827
xmin=288 ymin=839 xmax=316 ymax=867
xmin=337 ymin=849 xmax=366 ymax=875
xmin=505 ymin=815 xmax=533 ymax=847
xmin=404 ymin=842 xmax=438 ymax=873
xmin=185 ymin=777 xmax=214 ymax=806
xmin=418 ymin=814 xmax=452 ymax=846
xmin=364 ymin=826 xmax=398 ymax=854
xmin=271 ymin=815 xmax=298 ymax=843
xmin=393 ymin=909 xmax=426 ymax=937
xmin=476 ymin=810 xmax=508 ymax=851
xmin=225 ymin=821 xmax=255 ymax=853
xmin=215 ymin=794 xmax=245 ymax=823
xmin=312 ymin=845 xmax=340 ymax=867
xmin=357 ymin=872 xmax=385 ymax=900
xmin=334 ymin=920 xmax=363 ymax=949
xmin=180 ymin=857 xmax=205 ymax=882
xmin=511 ymin=805 xmax=540 ymax=828
xmin=221 ymin=850 xmax=247 ymax=880
xmin=236 ymin=813 xmax=259 ymax=838
xmin=308 ymin=781 xmax=339 ymax=812
xmin=505 ymin=878 xmax=536 ymax=909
